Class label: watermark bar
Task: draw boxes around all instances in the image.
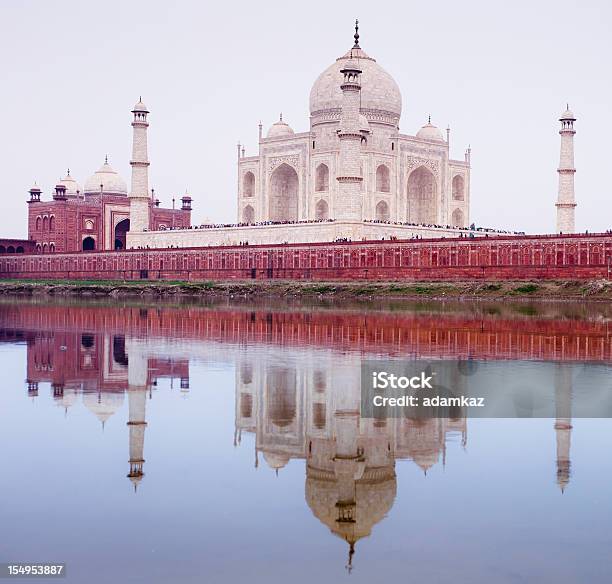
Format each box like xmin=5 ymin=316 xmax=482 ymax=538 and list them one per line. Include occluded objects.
xmin=0 ymin=564 xmax=66 ymax=579
xmin=361 ymin=360 xmax=612 ymax=418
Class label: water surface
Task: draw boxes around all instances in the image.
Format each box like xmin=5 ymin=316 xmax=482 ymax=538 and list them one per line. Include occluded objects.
xmin=0 ymin=297 xmax=610 ymax=583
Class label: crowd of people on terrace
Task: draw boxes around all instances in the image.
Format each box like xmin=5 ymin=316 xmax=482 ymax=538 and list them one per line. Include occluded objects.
xmin=145 ymin=218 xmax=336 ymax=232
xmin=143 ymin=217 xmax=524 ymax=235
xmin=363 ymin=219 xmax=525 ymax=235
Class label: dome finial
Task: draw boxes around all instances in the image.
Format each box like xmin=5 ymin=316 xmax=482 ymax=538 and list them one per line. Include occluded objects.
xmin=280 ymin=112 xmax=283 ymax=122
xmin=428 ymin=115 xmax=431 ymax=124
xmin=346 ymin=542 xmax=355 ymax=574
xmin=105 ymin=154 xmax=108 ymax=164
xmin=353 ymin=19 xmax=360 ymax=48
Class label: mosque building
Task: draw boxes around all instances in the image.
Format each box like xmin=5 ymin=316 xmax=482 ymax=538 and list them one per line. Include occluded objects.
xmin=25 ymin=99 xmax=191 ymax=254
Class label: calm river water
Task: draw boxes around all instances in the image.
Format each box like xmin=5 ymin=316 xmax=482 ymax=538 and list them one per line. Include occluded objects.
xmin=0 ymin=296 xmax=610 ymax=583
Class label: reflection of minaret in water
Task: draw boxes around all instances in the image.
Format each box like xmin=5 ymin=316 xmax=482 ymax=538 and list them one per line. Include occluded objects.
xmin=127 ymin=386 xmax=147 ymax=492
xmin=554 ymin=364 xmax=573 ymax=493
xmin=126 ymin=340 xmax=149 ymax=492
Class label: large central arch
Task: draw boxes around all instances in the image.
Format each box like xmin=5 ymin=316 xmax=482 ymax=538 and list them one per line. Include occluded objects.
xmin=407 ymin=166 xmax=437 ymax=224
xmin=269 ymin=163 xmax=298 ymax=222
xmin=114 ymin=218 xmax=130 ymax=250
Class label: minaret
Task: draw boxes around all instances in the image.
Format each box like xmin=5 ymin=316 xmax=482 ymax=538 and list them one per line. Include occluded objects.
xmin=556 ymin=106 xmax=577 ymax=233
xmin=335 ymin=21 xmax=363 ymax=221
xmin=554 ymin=364 xmax=572 ymax=493
xmin=128 ymin=98 xmax=151 ymax=233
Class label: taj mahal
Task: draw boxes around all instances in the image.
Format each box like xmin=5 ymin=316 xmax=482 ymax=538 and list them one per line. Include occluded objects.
xmin=236 ymin=22 xmax=471 ymax=229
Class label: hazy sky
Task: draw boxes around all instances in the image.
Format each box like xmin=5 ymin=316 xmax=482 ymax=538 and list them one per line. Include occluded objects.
xmin=0 ymin=0 xmax=610 ymax=237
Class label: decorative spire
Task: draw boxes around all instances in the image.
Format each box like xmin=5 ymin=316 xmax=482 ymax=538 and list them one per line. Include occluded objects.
xmin=346 ymin=542 xmax=355 ymax=574
xmin=105 ymin=154 xmax=108 ymax=164
xmin=67 ymin=168 xmax=70 ymax=176
xmin=428 ymin=115 xmax=431 ymax=124
xmin=353 ymin=19 xmax=360 ymax=48
xmin=279 ymin=112 xmax=283 ymax=122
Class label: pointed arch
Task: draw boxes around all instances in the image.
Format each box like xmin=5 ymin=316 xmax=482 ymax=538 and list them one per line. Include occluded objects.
xmin=42 ymin=216 xmax=49 ymax=231
xmin=315 ymin=163 xmax=329 ymax=192
xmin=315 ymin=199 xmax=329 ymax=220
xmin=49 ymin=216 xmax=55 ymax=231
xmin=375 ymin=200 xmax=390 ymax=221
xmin=267 ymin=367 xmax=296 ymax=428
xmin=242 ymin=204 xmax=255 ymax=224
xmin=243 ymin=171 xmax=255 ymax=197
xmin=452 ymin=175 xmax=465 ymax=201
xmin=114 ymin=218 xmax=130 ymax=249
xmin=269 ymin=163 xmax=298 ymax=222
xmin=407 ymin=166 xmax=437 ymax=224
xmin=376 ymin=164 xmax=390 ymax=192
xmin=35 ymin=216 xmax=41 ymax=231
xmin=451 ymin=208 xmax=464 ymax=227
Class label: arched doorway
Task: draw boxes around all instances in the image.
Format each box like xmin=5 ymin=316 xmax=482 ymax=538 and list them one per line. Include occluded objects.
xmin=376 ymin=164 xmax=390 ymax=192
xmin=243 ymin=172 xmax=255 ymax=197
xmin=452 ymin=175 xmax=465 ymax=201
xmin=266 ymin=367 xmax=296 ymax=429
xmin=242 ymin=205 xmax=255 ymax=224
xmin=375 ymin=200 xmax=390 ymax=221
xmin=315 ymin=199 xmax=329 ymax=220
xmin=451 ymin=208 xmax=464 ymax=227
xmin=269 ymin=163 xmax=298 ymax=222
xmin=315 ymin=164 xmax=329 ymax=192
xmin=82 ymin=236 xmax=96 ymax=251
xmin=114 ymin=218 xmax=130 ymax=250
xmin=407 ymin=166 xmax=437 ymax=224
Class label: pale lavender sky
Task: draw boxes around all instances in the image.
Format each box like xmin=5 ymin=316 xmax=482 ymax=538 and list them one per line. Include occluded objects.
xmin=0 ymin=0 xmax=610 ymax=237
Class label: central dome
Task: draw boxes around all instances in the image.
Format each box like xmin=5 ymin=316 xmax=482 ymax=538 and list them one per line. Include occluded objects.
xmin=83 ymin=158 xmax=128 ymax=196
xmin=309 ymin=45 xmax=402 ymax=126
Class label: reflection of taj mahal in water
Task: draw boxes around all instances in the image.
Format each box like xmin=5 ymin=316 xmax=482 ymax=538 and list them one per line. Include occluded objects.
xmin=7 ymin=314 xmax=578 ymax=565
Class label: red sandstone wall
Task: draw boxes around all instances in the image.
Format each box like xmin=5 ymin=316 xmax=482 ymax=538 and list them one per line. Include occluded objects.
xmin=1 ymin=233 xmax=611 ymax=281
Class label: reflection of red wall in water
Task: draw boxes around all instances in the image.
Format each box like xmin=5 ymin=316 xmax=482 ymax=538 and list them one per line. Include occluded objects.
xmin=19 ymin=328 xmax=189 ymax=390
xmin=1 ymin=303 xmax=610 ymax=362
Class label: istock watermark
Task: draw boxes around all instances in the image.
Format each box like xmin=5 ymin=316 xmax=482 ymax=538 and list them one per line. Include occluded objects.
xmin=361 ymin=360 xmax=612 ymax=418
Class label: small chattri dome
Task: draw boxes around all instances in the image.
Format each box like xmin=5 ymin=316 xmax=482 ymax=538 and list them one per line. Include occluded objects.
xmin=560 ymin=105 xmax=575 ymax=120
xmin=416 ymin=119 xmax=445 ymax=142
xmin=83 ymin=158 xmax=128 ymax=196
xmin=267 ymin=114 xmax=294 ymax=139
xmin=132 ymin=97 xmax=148 ymax=112
xmin=262 ymin=450 xmax=290 ymax=470
xmin=59 ymin=170 xmax=81 ymax=196
xmin=82 ymin=390 xmax=125 ymax=426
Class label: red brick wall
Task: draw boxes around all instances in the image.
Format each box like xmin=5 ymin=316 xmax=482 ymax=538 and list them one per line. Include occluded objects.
xmin=0 ymin=238 xmax=34 ymax=254
xmin=1 ymin=232 xmax=611 ymax=281
xmin=27 ymin=198 xmax=191 ymax=253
